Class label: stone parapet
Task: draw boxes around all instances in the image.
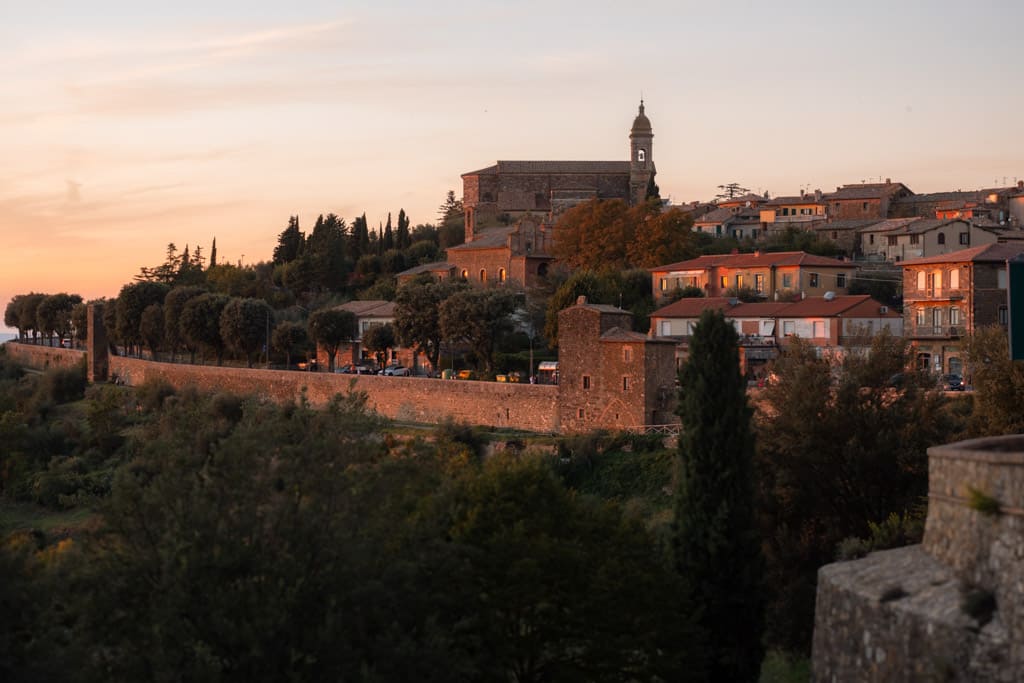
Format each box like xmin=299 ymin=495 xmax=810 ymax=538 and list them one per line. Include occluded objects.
xmin=813 ymin=436 xmax=1024 ymax=681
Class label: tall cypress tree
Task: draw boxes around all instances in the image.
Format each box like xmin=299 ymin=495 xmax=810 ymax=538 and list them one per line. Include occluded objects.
xmin=396 ymin=208 xmax=410 ymax=249
xmin=673 ymin=309 xmax=764 ymax=682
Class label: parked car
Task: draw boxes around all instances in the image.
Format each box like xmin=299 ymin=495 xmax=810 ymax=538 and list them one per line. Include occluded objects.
xmin=941 ymin=374 xmax=964 ymax=391
xmin=382 ymin=364 xmax=410 ymax=376
xmin=338 ymin=363 xmax=377 ymax=375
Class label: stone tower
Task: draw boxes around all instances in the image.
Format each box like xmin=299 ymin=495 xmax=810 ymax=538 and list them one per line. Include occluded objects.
xmin=629 ymin=100 xmax=655 ymax=205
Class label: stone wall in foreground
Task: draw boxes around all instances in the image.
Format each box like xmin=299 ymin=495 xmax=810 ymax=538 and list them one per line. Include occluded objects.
xmin=3 ymin=341 xmax=85 ymax=371
xmin=812 ymin=436 xmax=1024 ymax=682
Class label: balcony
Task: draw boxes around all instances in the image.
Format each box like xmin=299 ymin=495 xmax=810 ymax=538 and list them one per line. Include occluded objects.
xmin=907 ymin=325 xmax=966 ymax=339
xmin=904 ymin=288 xmax=967 ymax=302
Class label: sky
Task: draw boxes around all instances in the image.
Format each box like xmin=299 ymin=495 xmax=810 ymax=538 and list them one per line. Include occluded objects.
xmin=2 ymin=0 xmax=1022 ymax=332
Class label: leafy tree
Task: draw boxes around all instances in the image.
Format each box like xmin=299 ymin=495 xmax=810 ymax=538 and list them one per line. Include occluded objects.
xmin=645 ymin=173 xmax=661 ymax=201
xmin=439 ymin=288 xmax=518 ymax=372
xmin=304 ymin=213 xmax=350 ymax=292
xmin=102 ymin=298 xmax=120 ymax=352
xmin=115 ymin=282 xmax=169 ymax=357
xmin=205 ymin=264 xmax=264 ymax=299
xmin=36 ymin=293 xmax=82 ymax=346
xmin=755 ymin=333 xmax=948 ymax=652
xmin=135 ymin=242 xmax=186 ymax=284
xmin=964 ymin=325 xmax=1024 ymax=436
xmin=220 ymin=297 xmax=273 ymax=368
xmin=542 ymin=269 xmax=651 ymax=348
xmin=139 ymin=303 xmax=165 ymax=359
xmin=163 ymin=286 xmax=206 ymax=362
xmin=4 ymin=295 xmax=25 ymax=339
xmin=271 ymin=321 xmax=309 ymax=368
xmin=406 ymin=239 xmax=439 ymax=265
xmin=551 ymin=198 xmax=632 ymax=270
xmin=348 ymin=213 xmax=370 ymax=262
xmin=380 ymin=249 xmax=406 ymax=274
xmin=179 ymin=293 xmax=230 ymax=364
xmin=17 ymin=293 xmax=46 ymax=343
xmin=70 ymin=301 xmax=89 ymax=345
xmin=273 ymin=215 xmax=305 ymax=264
xmin=848 ymin=272 xmax=901 ymax=308
xmin=627 ymin=205 xmax=699 ymax=268
xmin=394 ymin=278 xmax=465 ymax=372
xmin=668 ymin=285 xmax=705 ymax=302
xmin=762 ymin=226 xmax=840 ymax=258
xmin=673 ymin=309 xmax=764 ymax=682
xmin=361 ymin=323 xmax=396 ymax=368
xmin=307 ymin=308 xmax=356 ymax=371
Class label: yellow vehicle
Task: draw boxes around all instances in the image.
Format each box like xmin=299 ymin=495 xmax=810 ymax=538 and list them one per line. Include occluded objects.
xmin=456 ymin=369 xmax=476 ymax=381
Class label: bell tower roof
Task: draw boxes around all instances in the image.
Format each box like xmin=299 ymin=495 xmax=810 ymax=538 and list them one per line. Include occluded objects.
xmin=630 ymin=100 xmax=652 ymax=137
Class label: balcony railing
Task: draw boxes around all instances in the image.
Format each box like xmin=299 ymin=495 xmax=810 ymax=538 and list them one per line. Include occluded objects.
xmin=907 ymin=325 xmax=966 ymax=339
xmin=904 ymin=288 xmax=967 ymax=301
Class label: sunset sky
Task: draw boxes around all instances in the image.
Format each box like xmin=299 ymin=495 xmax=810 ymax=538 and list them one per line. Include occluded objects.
xmin=3 ymin=0 xmax=1022 ymax=332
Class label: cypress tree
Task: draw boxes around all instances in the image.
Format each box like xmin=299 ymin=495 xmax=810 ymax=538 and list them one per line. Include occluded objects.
xmin=673 ymin=308 xmax=764 ymax=682
xmin=209 ymin=238 xmax=217 ymax=268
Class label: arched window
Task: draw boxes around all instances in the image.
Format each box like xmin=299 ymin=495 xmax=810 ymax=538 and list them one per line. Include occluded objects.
xmin=460 ymin=269 xmax=468 ymax=280
xmin=637 ymin=149 xmax=646 ymax=162
xmin=479 ymin=269 xmax=487 ymax=282
xmin=499 ymin=268 xmax=506 ymax=282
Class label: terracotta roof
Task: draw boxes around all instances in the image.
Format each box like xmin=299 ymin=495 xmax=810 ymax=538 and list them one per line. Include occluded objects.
xmin=600 ymin=327 xmax=661 ymax=343
xmin=901 ymin=242 xmax=1024 ymax=266
xmin=764 ymin=195 xmax=823 ymax=206
xmin=776 ymin=295 xmax=897 ymax=318
xmin=729 ymin=302 xmax=793 ymax=316
xmin=717 ymin=193 xmax=765 ymax=206
xmin=824 ymin=182 xmax=911 ymax=201
xmin=650 ymin=297 xmax=734 ymax=318
xmin=891 ymin=187 xmax=1019 ymax=205
xmin=334 ymin=300 xmax=396 ymax=318
xmin=446 ymin=226 xmax=517 ymax=251
xmin=855 ymin=218 xmax=921 ymax=233
xmin=885 ymin=218 xmax=964 ymax=236
xmin=396 ymin=261 xmax=455 ymax=277
xmin=651 ymin=250 xmax=852 ymax=272
xmin=814 ymin=219 xmax=883 ymax=232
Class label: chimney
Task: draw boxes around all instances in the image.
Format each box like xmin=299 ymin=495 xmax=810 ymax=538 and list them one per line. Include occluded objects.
xmin=815 ymin=189 xmax=822 ymax=201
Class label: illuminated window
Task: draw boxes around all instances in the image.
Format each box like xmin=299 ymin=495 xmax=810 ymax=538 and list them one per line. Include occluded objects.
xmin=755 ymin=274 xmax=764 ymax=293
xmin=950 ymin=269 xmax=959 ymax=289
xmin=720 ymin=276 xmax=728 ymax=288
xmin=637 ymin=149 xmax=645 ymax=162
xmin=499 ymin=268 xmax=506 ymax=282
xmin=660 ymin=278 xmax=668 ymax=291
xmin=460 ymin=269 xmax=468 ymax=280
xmin=479 ymin=269 xmax=486 ymax=282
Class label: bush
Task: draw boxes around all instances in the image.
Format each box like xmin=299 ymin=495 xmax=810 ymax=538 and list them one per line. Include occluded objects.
xmin=135 ymin=378 xmax=176 ymax=413
xmin=836 ymin=510 xmax=925 ymax=561
xmin=33 ymin=363 xmax=86 ymax=405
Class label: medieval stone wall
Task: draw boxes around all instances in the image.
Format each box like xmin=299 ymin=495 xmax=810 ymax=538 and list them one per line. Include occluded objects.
xmin=812 ymin=436 xmax=1024 ymax=682
xmin=3 ymin=341 xmax=84 ymax=371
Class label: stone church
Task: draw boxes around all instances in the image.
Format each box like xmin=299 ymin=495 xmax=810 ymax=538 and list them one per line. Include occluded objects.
xmin=460 ymin=101 xmax=657 ymax=241
xmin=399 ymin=103 xmax=657 ymax=288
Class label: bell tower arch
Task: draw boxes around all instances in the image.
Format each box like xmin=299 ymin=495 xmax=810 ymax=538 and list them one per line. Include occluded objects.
xmin=629 ymin=100 xmax=655 ymax=205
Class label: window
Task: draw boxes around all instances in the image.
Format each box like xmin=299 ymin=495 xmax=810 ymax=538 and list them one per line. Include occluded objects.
xmin=660 ymin=321 xmax=671 ymax=336
xmin=578 ymin=408 xmax=585 ymax=419
xmin=959 ymin=233 xmax=969 ymax=245
xmin=1000 ymin=306 xmax=1009 ymax=325
xmin=659 ymin=278 xmax=668 ymax=291
xmin=887 ymin=235 xmax=898 ymax=246
xmin=926 ymin=272 xmax=935 ymax=294
xmin=715 ymin=225 xmax=722 ymax=236
xmin=460 ymin=269 xmax=468 ymax=280
xmin=720 ymin=276 xmax=729 ymax=288
xmin=910 ymin=234 xmax=919 ymax=245
xmin=832 ymin=231 xmax=838 ymax=239
xmin=932 ymin=308 xmax=942 ymax=329
xmin=837 ymin=273 xmax=847 ymax=288
xmin=782 ymin=273 xmax=793 ymax=288
xmin=949 ymin=269 xmax=959 ymax=289
xmin=754 ymin=274 xmax=764 ymax=293
xmin=812 ymin=321 xmax=825 ymax=338
xmin=623 ymin=347 xmax=633 ymax=362
xmin=916 ymin=308 xmax=926 ymax=326
xmin=999 ymin=269 xmax=1008 ymax=289
xmin=950 ymin=307 xmax=960 ymax=326
xmin=783 ymin=321 xmax=795 ymax=336
xmin=736 ymin=275 xmax=745 ymax=288
xmin=582 ymin=375 xmax=591 ymax=390
xmin=499 ymin=268 xmax=506 ymax=282
xmin=869 ymin=234 xmax=875 ymax=245
xmin=917 ymin=271 xmax=926 ymax=290
xmin=479 ymin=269 xmax=486 ymax=282
xmin=809 ymin=273 xmax=819 ymax=287
xmin=622 ymin=376 xmax=629 ymax=391
xmin=862 ymin=201 xmax=869 ymax=211
xmin=938 ymin=233 xmax=946 ymax=245
xmin=637 ymin=148 xmax=645 ymax=162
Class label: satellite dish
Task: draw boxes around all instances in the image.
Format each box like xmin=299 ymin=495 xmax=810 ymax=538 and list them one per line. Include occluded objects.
xmin=824 ymin=291 xmax=836 ymax=301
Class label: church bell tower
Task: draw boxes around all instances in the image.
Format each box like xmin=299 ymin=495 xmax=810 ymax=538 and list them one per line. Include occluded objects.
xmin=629 ymin=100 xmax=655 ymax=205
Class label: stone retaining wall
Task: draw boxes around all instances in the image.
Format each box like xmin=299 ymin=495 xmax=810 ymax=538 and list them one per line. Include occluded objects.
xmin=3 ymin=341 xmax=84 ymax=371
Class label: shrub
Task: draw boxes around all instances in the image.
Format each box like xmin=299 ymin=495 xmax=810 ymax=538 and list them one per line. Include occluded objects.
xmin=134 ymin=378 xmax=176 ymax=413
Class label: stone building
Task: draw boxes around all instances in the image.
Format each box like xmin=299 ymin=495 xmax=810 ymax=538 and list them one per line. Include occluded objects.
xmin=556 ymin=297 xmax=677 ymax=433
xmin=459 ymin=101 xmax=656 ymax=240
xmin=823 ymin=180 xmax=913 ymax=220
xmin=442 ymin=215 xmax=556 ymax=287
xmin=901 ymin=242 xmax=1024 ymax=376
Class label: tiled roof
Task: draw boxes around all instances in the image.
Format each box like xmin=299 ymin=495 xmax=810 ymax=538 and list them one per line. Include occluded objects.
xmin=600 ymin=327 xmax=660 ymax=343
xmin=334 ymin=300 xmax=397 ymax=318
xmin=885 ymin=218 xmax=965 ymax=236
xmin=776 ymin=295 xmax=897 ymax=318
xmin=650 ymin=297 xmax=734 ymax=318
xmin=764 ymin=195 xmax=823 ymax=206
xmin=651 ymin=250 xmax=852 ymax=272
xmin=717 ymin=193 xmax=765 ymax=205
xmin=901 ymin=242 xmax=1024 ymax=266
xmin=496 ymin=160 xmax=631 ymax=174
xmin=891 ymin=187 xmax=1019 ymax=205
xmin=856 ymin=218 xmax=921 ymax=233
xmin=814 ymin=219 xmax=883 ymax=232
xmin=446 ymin=226 xmax=517 ymax=251
xmin=396 ymin=261 xmax=455 ymax=277
xmin=824 ymin=182 xmax=910 ymax=201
